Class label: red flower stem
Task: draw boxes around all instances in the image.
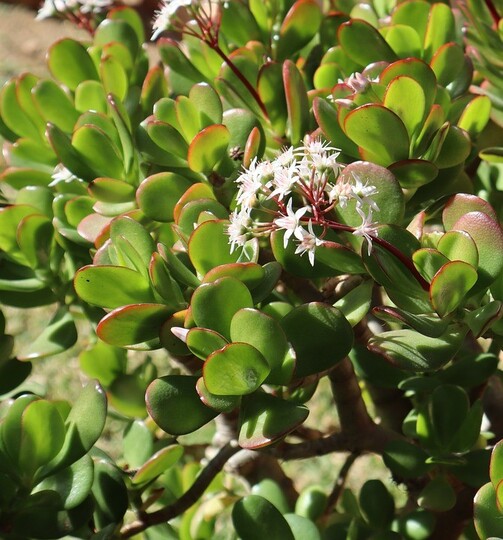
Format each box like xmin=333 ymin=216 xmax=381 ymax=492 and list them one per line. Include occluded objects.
xmin=320 ymin=218 xmax=430 ymax=291
xmin=485 ymin=0 xmax=501 ymax=26
xmin=211 ymin=44 xmax=270 ymax=120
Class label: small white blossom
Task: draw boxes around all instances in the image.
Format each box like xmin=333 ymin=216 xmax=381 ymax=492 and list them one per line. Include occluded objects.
xmin=274 ymin=199 xmax=309 ymax=248
xmin=37 ymin=0 xmax=111 ymax=18
xmin=294 ymin=220 xmax=324 ymax=266
xmin=346 ymin=72 xmax=371 ymax=94
xmin=351 ymin=172 xmax=380 ymax=212
xmin=236 ymin=158 xmax=266 ymax=209
xmin=333 ymin=98 xmax=355 ymax=109
xmin=227 ymin=208 xmax=252 ymax=253
xmin=268 ymin=162 xmax=299 ymax=200
xmin=49 ymin=164 xmax=78 ymax=186
xmin=353 ymin=207 xmax=378 ymax=256
xmin=171 ymin=326 xmax=189 ymax=343
xmin=152 ymin=0 xmax=192 ymax=39
xmin=328 ymin=181 xmax=353 ymax=207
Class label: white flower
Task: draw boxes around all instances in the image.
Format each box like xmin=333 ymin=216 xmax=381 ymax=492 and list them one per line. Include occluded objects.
xmin=171 ymin=326 xmax=189 ymax=342
xmin=353 ymin=207 xmax=378 ymax=256
xmin=294 ymin=220 xmax=324 ymax=266
xmin=227 ymin=208 xmax=252 ymax=253
xmin=351 ymin=172 xmax=380 ymax=212
xmin=346 ymin=72 xmax=371 ymax=94
xmin=328 ymin=181 xmax=353 ymax=207
xmin=152 ymin=0 xmax=192 ymax=39
xmin=268 ymin=161 xmax=299 ymax=200
xmin=333 ymin=98 xmax=355 ymax=109
xmin=274 ymin=199 xmax=309 ymax=248
xmin=236 ymin=158 xmax=266 ymax=209
xmin=37 ymin=0 xmax=111 ymax=18
xmin=49 ymin=164 xmax=78 ymax=186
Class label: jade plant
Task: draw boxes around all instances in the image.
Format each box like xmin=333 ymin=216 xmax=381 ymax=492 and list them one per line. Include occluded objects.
xmin=0 ymin=0 xmax=502 ymax=538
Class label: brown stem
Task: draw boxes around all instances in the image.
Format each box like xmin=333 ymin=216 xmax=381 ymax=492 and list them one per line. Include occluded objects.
xmin=211 ymin=44 xmax=270 ymax=120
xmin=119 ymin=442 xmax=241 ymax=538
xmin=324 ymin=452 xmax=360 ymax=515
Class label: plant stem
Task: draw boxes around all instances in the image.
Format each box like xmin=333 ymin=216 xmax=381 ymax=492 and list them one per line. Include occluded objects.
xmin=324 ymin=452 xmax=360 ymax=515
xmin=119 ymin=441 xmax=241 ymax=538
xmin=211 ymin=44 xmax=270 ymax=120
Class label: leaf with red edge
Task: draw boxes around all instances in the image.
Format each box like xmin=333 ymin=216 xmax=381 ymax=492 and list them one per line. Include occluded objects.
xmin=187 ymin=124 xmax=230 ymax=173
xmin=283 ymin=60 xmax=309 ymax=144
xmin=343 ymin=104 xmax=410 ymax=167
xmin=442 ymin=194 xmax=498 ymax=230
xmin=97 ymin=303 xmax=172 ymax=348
xmin=430 ymin=261 xmax=478 ymax=317
xmin=276 ymin=0 xmax=323 ymax=60
xmin=203 ymin=342 xmax=270 ymax=396
xmin=338 ymin=19 xmax=397 ymax=66
xmin=238 ymin=392 xmax=309 ymax=449
xmin=451 ymin=211 xmax=503 ymax=288
xmin=146 ymin=375 xmax=217 ymax=435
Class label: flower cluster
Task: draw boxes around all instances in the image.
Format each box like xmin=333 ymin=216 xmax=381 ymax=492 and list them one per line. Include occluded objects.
xmin=227 ymin=139 xmax=380 ymax=265
xmin=151 ymin=0 xmax=221 ymax=41
xmin=37 ymin=0 xmax=112 ymax=20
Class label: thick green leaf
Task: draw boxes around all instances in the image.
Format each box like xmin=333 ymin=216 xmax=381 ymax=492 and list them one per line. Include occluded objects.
xmin=189 ymin=83 xmax=223 ymax=127
xmin=187 ymin=124 xmax=230 ymax=173
xmin=72 ymin=124 xmax=124 ymax=180
xmin=423 ymin=2 xmax=455 ymax=62
xmin=9 ymin=400 xmax=66 ymax=479
xmin=258 ymin=62 xmax=288 ymax=134
xmin=108 ymin=373 xmax=148 ymax=418
xmin=230 ymin=308 xmax=290 ymax=383
xmin=430 ymin=261 xmax=478 ymax=317
xmin=146 ymin=375 xmax=217 ymax=435
xmin=110 ymin=216 xmax=156 ymax=269
xmin=451 ymin=211 xmax=503 ymax=288
xmin=186 ymin=327 xmax=228 ymax=360
xmin=368 ymin=327 xmax=465 ymax=372
xmin=238 ymin=392 xmax=308 ymax=449
xmin=276 ymin=0 xmax=322 ymax=60
xmin=92 ymin=460 xmax=128 ymax=529
xmin=196 ymin=376 xmax=240 ymax=412
xmin=442 ymin=194 xmax=497 ymax=231
xmin=203 ymin=342 xmax=270 ymax=395
xmin=388 ymin=159 xmax=438 ymax=189
xmin=79 ymin=341 xmax=126 ymax=388
xmin=373 ymin=307 xmax=448 ymax=338
xmin=191 ymin=277 xmax=254 ymax=340
xmin=437 ymin=230 xmax=478 ymax=267
xmin=32 ymin=80 xmax=79 ymax=132
xmin=339 ymin=19 xmax=397 ymax=65
xmin=430 ymin=42 xmax=465 ymax=88
xmin=42 ymin=381 xmax=107 ymax=476
xmin=430 ymin=384 xmax=469 ymax=448
xmin=75 ymin=265 xmax=155 ymax=309
xmin=35 ymin=455 xmax=94 ymax=510
xmin=359 ymin=479 xmax=395 ymax=529
xmin=383 ymin=440 xmax=429 ymax=479
xmin=136 ymin=172 xmax=191 ymax=222
xmin=474 ymin=482 xmax=503 ymax=539
xmin=132 ymin=445 xmax=184 ymax=485
xmin=48 ymin=39 xmax=99 ymax=90
xmin=344 ymin=104 xmax=410 ymax=166
xmin=17 ymin=307 xmax=77 ymax=361
xmin=383 ymin=76 xmax=425 ymax=137
xmin=418 ymin=477 xmax=456 ymax=512
xmin=283 ymin=60 xmax=310 ymax=144
xmin=280 ymin=303 xmax=353 ymax=378
xmin=97 ymin=303 xmax=172 ymax=348
xmin=335 ymin=161 xmax=404 ymax=226
xmin=232 ymin=495 xmax=295 ymax=540
xmin=189 ymin=220 xmax=242 ymax=276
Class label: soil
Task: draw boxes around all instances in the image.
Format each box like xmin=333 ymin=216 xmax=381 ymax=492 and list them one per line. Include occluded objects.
xmin=0 ymin=3 xmax=88 ymax=84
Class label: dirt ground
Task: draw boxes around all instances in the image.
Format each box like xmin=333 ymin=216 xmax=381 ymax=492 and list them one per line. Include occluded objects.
xmin=0 ymin=3 xmax=88 ymax=84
